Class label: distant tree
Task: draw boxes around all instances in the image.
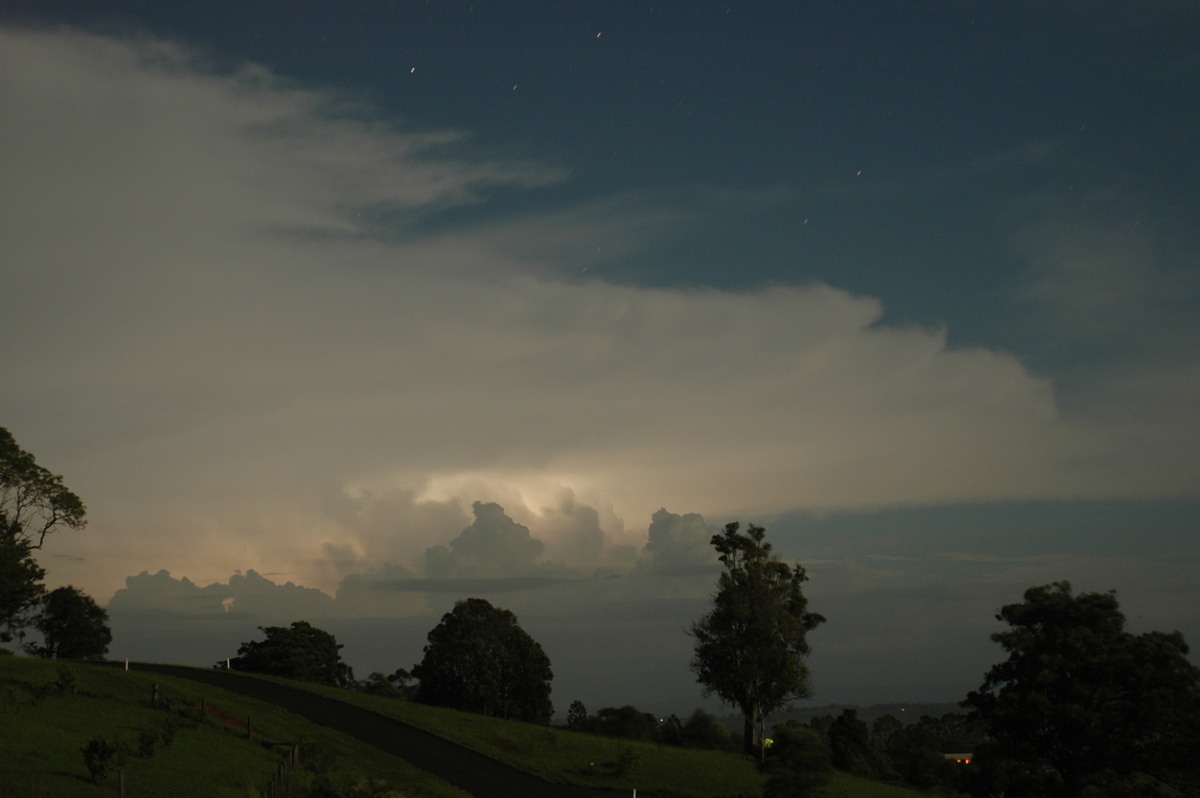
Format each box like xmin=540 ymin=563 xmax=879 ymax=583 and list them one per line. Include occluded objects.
xmin=827 ymin=708 xmax=893 ymax=779
xmin=881 ymin=713 xmax=984 ymax=790
xmin=870 ymin=713 xmax=904 ymax=751
xmin=963 ymin=582 xmax=1200 ymax=798
xmin=0 ymin=427 xmax=87 ymax=641
xmin=587 ymin=705 xmax=660 ymax=741
xmin=761 ymin=720 xmax=832 ymax=798
xmin=413 ymin=598 xmax=553 ymax=723
xmin=566 ymin=699 xmax=588 ymax=730
xmin=807 ymin=713 xmax=835 ymax=739
xmin=690 ymin=522 xmax=824 ymax=758
xmin=24 ymin=585 xmax=111 ymax=660
xmin=230 ymin=621 xmax=354 ymax=687
xmin=359 ymin=668 xmax=415 ymax=699
xmin=680 ymin=708 xmax=734 ymax=750
xmin=660 ymin=713 xmax=684 ymax=745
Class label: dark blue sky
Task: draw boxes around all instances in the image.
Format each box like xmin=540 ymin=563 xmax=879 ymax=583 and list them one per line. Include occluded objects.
xmin=14 ymin=1 xmax=1198 ymax=348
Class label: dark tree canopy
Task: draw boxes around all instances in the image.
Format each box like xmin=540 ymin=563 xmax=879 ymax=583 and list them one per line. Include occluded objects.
xmin=691 ymin=522 xmax=824 ymax=757
xmin=0 ymin=427 xmax=87 ymax=550
xmin=231 ymin=621 xmax=355 ymax=687
xmin=0 ymin=516 xmax=46 ymax=643
xmin=0 ymin=427 xmax=86 ymax=642
xmin=25 ymin=585 xmax=111 ymax=660
xmin=586 ymin=704 xmax=660 ymax=741
xmin=413 ymin=597 xmax=553 ymax=724
xmin=680 ymin=708 xmax=734 ymax=750
xmin=827 ymin=708 xmax=893 ymax=779
xmin=964 ymin=582 xmax=1200 ymax=798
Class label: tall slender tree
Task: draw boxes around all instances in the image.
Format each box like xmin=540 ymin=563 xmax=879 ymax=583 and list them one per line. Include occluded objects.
xmin=691 ymin=522 xmax=824 ymax=758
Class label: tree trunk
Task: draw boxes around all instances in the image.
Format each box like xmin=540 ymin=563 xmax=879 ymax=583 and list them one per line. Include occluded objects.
xmin=743 ymin=708 xmax=766 ymax=760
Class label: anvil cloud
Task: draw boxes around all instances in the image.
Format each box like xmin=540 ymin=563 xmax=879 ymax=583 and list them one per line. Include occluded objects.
xmin=2 ymin=19 xmax=1197 ymax=710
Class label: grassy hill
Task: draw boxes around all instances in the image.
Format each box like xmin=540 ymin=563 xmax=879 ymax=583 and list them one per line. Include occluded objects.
xmin=1 ymin=653 xmax=936 ymax=798
xmin=260 ymin=679 xmax=941 ymax=798
xmin=0 ymin=654 xmax=465 ymax=798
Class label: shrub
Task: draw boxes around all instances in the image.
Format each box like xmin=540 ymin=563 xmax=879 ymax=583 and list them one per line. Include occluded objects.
xmin=137 ymin=729 xmax=158 ymax=757
xmin=762 ymin=721 xmax=832 ymax=797
xmin=81 ymin=736 xmax=122 ymax=783
xmin=54 ymin=666 xmax=77 ymax=695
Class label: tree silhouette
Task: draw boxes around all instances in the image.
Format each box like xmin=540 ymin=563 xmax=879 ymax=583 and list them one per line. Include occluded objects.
xmin=231 ymin=621 xmax=355 ymax=687
xmin=964 ymin=582 xmax=1200 ymax=797
xmin=1 ymin=427 xmax=86 ymax=642
xmin=25 ymin=585 xmax=111 ymax=660
xmin=413 ymin=598 xmax=553 ymax=723
xmin=690 ymin=522 xmax=823 ymax=758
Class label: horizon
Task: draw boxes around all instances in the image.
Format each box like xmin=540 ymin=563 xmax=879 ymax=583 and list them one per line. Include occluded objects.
xmin=3 ymin=2 xmax=1198 ymax=715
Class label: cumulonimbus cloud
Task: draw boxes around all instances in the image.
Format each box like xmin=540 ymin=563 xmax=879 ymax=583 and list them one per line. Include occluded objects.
xmin=3 ymin=25 xmax=1195 ymax=603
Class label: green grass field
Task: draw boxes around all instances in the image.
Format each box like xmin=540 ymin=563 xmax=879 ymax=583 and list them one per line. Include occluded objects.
xmin=0 ymin=655 xmax=465 ymax=798
xmin=1 ymin=654 xmax=936 ymax=798
xmin=270 ymin=676 xmax=934 ymax=798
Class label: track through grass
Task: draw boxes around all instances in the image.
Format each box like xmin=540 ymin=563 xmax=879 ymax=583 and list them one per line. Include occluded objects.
xmin=0 ymin=655 xmax=465 ymax=798
xmin=2 ymin=655 xmax=941 ymax=798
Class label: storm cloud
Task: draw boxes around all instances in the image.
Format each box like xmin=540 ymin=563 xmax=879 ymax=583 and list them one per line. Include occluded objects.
xmin=3 ymin=21 xmax=1198 ymax=711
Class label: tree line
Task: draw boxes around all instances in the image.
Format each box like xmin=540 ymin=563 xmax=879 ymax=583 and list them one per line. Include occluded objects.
xmin=4 ymin=425 xmax=1199 ymax=797
xmin=215 ymin=523 xmax=1200 ymax=798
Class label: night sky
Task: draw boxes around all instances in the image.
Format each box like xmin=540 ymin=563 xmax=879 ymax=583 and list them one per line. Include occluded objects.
xmin=3 ymin=1 xmax=1198 ymax=712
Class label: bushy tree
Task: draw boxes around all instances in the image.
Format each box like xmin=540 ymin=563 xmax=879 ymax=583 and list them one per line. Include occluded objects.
xmin=24 ymin=585 xmax=111 ymax=659
xmin=230 ymin=621 xmax=355 ymax=687
xmin=413 ymin=598 xmax=553 ymax=723
xmin=0 ymin=427 xmax=86 ymax=641
xmin=690 ymin=522 xmax=824 ymax=757
xmin=761 ymin=721 xmax=832 ymax=798
xmin=680 ymin=708 xmax=734 ymax=750
xmin=964 ymin=582 xmax=1200 ymax=798
xmin=870 ymin=713 xmax=904 ymax=751
xmin=828 ymin=708 xmax=892 ymax=779
xmin=587 ymin=705 xmax=660 ymax=740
